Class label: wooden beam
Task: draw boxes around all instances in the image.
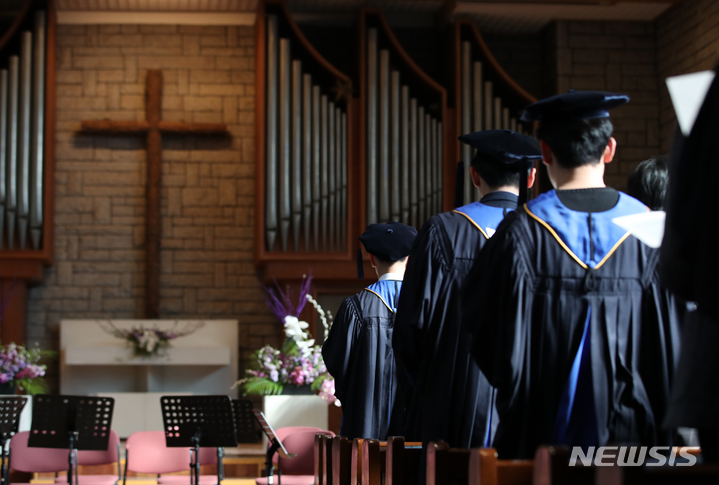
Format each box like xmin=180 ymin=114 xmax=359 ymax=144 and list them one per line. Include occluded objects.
xmin=435 ymin=1 xmax=458 ymax=29
xmin=0 ymin=281 xmax=28 ymax=346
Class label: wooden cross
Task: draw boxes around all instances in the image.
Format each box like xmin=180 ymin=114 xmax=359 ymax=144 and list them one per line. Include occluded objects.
xmin=81 ymin=70 xmax=228 ymax=319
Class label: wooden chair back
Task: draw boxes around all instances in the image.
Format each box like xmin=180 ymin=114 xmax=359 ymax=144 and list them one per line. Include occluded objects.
xmin=361 ymin=440 xmax=386 ymax=485
xmin=332 ymin=436 xmax=351 ymax=485
xmin=595 ymin=463 xmax=719 ymax=485
xmin=426 ymin=442 xmax=470 ymax=485
xmin=351 ymin=439 xmax=364 ymax=485
xmin=323 ymin=434 xmax=334 ymax=485
xmin=532 ymin=446 xmax=592 ymax=485
xmin=535 ymin=445 xmax=702 ymax=485
xmin=315 ymin=434 xmax=334 ymax=485
xmin=385 ymin=437 xmax=422 ymax=485
xmin=466 ymin=447 xmax=533 ymax=485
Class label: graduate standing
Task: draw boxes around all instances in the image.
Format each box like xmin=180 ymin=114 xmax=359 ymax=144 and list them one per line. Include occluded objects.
xmin=391 ymin=130 xmax=541 ymax=448
xmin=322 ymin=222 xmax=417 ymax=440
xmin=462 ymin=92 xmax=683 ymax=458
xmin=662 ymin=68 xmax=719 ymax=461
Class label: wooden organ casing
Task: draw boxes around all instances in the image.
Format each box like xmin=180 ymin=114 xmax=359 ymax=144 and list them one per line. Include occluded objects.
xmin=0 ymin=0 xmax=56 ymax=345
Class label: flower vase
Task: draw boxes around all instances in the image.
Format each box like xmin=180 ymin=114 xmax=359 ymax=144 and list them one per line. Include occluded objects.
xmin=280 ymin=385 xmax=315 ymax=396
xmin=0 ymin=382 xmax=16 ymax=395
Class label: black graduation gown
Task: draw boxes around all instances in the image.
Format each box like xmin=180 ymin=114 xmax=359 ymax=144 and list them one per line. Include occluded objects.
xmin=322 ymin=279 xmax=402 ymax=440
xmin=392 ymin=191 xmax=518 ymax=448
xmin=463 ymin=190 xmax=683 ymax=459
xmin=662 ymin=67 xmax=719 ymax=429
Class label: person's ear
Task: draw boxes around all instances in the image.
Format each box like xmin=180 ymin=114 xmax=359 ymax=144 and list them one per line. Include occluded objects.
xmin=368 ymin=253 xmax=377 ymax=268
xmin=527 ymin=167 xmax=537 ymax=188
xmin=603 ymin=137 xmax=617 ymax=164
xmin=540 ymin=140 xmax=553 ymax=166
xmin=469 ymin=166 xmax=482 ymax=188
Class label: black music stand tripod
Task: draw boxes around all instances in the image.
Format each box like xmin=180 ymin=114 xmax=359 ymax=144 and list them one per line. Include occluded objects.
xmin=28 ymin=395 xmax=115 ymax=485
xmin=0 ymin=397 xmax=27 ymax=485
xmin=161 ymin=395 xmax=238 ymax=485
xmin=252 ymin=409 xmax=296 ymax=485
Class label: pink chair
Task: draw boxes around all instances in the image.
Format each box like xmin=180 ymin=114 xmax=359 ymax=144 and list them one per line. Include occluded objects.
xmin=156 ymin=448 xmax=220 ymax=485
xmin=10 ymin=431 xmax=69 ymax=474
xmin=124 ymin=431 xmax=220 ymax=485
xmin=55 ymin=430 xmax=121 ymax=484
xmin=255 ymin=428 xmax=335 ymax=485
xmin=10 ymin=431 xmax=118 ymax=485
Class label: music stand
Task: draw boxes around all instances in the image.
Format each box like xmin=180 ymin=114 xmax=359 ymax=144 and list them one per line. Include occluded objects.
xmin=252 ymin=409 xmax=296 ymax=485
xmin=160 ymin=395 xmax=237 ymax=485
xmin=231 ymin=399 xmax=261 ymax=444
xmin=28 ymin=395 xmax=115 ymax=485
xmin=0 ymin=397 xmax=27 ymax=485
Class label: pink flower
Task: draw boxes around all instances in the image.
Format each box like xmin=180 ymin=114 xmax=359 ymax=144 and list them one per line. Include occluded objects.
xmin=289 ymin=366 xmax=305 ymax=385
xmin=319 ymin=378 xmax=339 ymax=406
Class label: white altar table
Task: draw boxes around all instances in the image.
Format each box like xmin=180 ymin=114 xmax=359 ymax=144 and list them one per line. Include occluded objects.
xmin=60 ymin=319 xmax=239 ymax=438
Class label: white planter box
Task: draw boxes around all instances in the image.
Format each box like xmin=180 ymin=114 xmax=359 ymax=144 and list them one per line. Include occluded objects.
xmin=262 ymin=395 xmax=329 ymax=441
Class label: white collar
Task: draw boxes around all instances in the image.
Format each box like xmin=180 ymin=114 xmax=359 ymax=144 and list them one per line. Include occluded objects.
xmin=378 ymin=272 xmax=404 ymax=282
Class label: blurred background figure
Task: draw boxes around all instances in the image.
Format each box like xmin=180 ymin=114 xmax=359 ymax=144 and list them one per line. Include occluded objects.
xmin=626 ymin=155 xmax=669 ymax=211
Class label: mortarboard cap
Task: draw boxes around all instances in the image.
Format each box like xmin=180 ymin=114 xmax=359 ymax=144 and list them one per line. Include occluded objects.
xmin=520 ymin=90 xmax=629 ymax=123
xmin=357 ymin=221 xmax=417 ymax=279
xmin=458 ymin=129 xmax=542 ymax=206
xmin=458 ymin=129 xmax=542 ymax=170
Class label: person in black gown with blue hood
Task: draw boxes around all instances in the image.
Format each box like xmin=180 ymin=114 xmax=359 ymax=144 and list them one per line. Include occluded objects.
xmin=323 ymin=221 xmax=417 ymax=440
xmin=462 ymin=91 xmax=684 ymax=459
xmin=391 ymin=130 xmax=541 ymax=449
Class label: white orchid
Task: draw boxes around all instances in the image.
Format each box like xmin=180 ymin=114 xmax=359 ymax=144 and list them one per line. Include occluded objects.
xmin=296 ymin=338 xmax=316 ymax=358
xmin=283 ymin=315 xmax=310 ymax=341
xmin=139 ymin=330 xmax=160 ymax=353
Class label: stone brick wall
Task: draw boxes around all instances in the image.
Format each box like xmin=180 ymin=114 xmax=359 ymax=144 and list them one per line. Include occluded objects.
xmin=484 ymin=34 xmax=545 ymax=99
xmin=550 ymin=20 xmax=661 ymax=189
xmin=27 ymin=23 xmax=278 ymax=391
xmin=656 ymin=0 xmax=719 ymax=151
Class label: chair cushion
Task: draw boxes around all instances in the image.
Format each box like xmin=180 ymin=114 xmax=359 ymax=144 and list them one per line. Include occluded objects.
xmin=255 ymin=476 xmax=314 ymax=485
xmin=157 ymin=476 xmax=219 ymax=484
xmin=55 ymin=476 xmax=118 ymax=484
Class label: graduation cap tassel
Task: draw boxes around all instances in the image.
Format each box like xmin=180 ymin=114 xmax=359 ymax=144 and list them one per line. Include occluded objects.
xmin=518 ymin=163 xmax=529 ymax=207
xmin=357 ymin=247 xmax=364 ymax=280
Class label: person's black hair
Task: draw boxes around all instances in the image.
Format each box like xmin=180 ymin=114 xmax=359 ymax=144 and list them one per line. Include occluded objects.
xmin=373 ymin=255 xmax=408 ymax=265
xmin=626 ymin=155 xmax=669 ymax=211
xmin=536 ymin=118 xmax=613 ymax=168
xmin=470 ymin=152 xmax=527 ymax=189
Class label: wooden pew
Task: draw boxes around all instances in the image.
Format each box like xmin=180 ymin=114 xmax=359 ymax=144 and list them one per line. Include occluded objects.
xmin=315 ymin=434 xmax=334 ymax=485
xmin=532 ymin=446 xmax=591 ymax=485
xmin=331 ymin=436 xmax=351 ymax=485
xmin=386 ymin=437 xmax=422 ymax=485
xmin=323 ymin=435 xmax=334 ymax=485
xmin=595 ymin=463 xmax=719 ymax=485
xmin=468 ymin=447 xmax=532 ymax=485
xmin=535 ymin=445 xmax=703 ymax=485
xmin=351 ymin=439 xmax=364 ymax=485
xmin=426 ymin=442 xmax=470 ymax=485
xmin=361 ymin=440 xmax=386 ymax=485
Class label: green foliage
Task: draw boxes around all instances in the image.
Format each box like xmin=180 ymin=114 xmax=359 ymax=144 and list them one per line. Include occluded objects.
xmin=281 ymin=338 xmax=299 ymax=356
xmin=240 ymin=377 xmax=283 ymax=396
xmin=310 ymin=374 xmax=328 ymax=392
xmin=17 ymin=376 xmax=49 ymax=395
